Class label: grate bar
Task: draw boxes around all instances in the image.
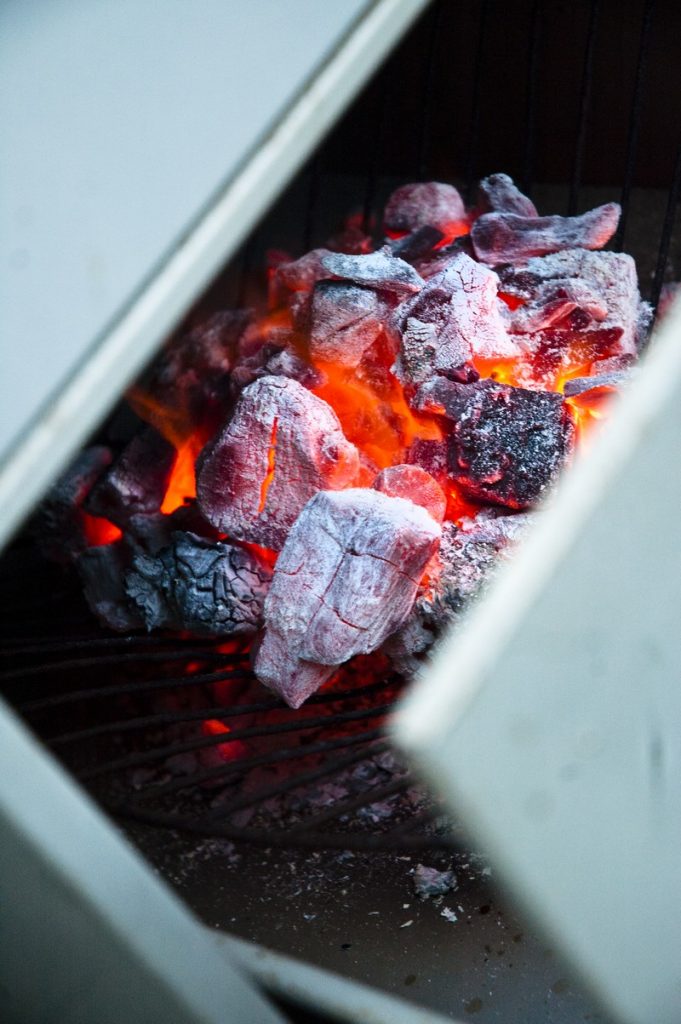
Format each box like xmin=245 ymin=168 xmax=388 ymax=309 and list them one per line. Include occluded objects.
xmin=522 ymin=0 xmax=542 ymax=195
xmin=416 ymin=0 xmax=442 ymax=180
xmin=202 ymin=740 xmax=390 ymax=822
xmin=465 ymin=0 xmax=490 ymax=202
xmin=46 ymin=680 xmax=394 ymax=745
xmin=568 ymin=0 xmax=601 ymax=215
xmin=0 ymin=647 xmax=238 ymax=684
xmin=128 ymin=728 xmax=385 ymax=801
xmin=77 ymin=705 xmax=392 ymax=781
xmin=651 ymin=137 xmax=681 ymax=309
xmin=615 ymin=0 xmax=655 ymax=250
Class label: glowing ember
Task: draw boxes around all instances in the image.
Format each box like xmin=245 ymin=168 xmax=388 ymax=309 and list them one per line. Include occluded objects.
xmin=44 ymin=175 xmax=650 ymax=709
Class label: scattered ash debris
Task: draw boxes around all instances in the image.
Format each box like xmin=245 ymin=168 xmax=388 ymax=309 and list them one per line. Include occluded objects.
xmin=413 ymin=863 xmax=458 ymax=899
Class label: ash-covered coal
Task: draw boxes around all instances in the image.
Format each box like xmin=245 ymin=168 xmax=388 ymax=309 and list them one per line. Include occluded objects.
xmin=126 ymin=532 xmax=272 ymax=636
xmin=309 ymin=280 xmax=387 ymax=366
xmin=254 ymin=489 xmax=440 ymax=708
xmin=477 ymin=173 xmax=538 ymax=218
xmin=197 ymin=375 xmax=360 ymax=549
xmin=471 ymin=203 xmax=620 ymax=265
xmin=383 ymin=181 xmax=466 ymax=236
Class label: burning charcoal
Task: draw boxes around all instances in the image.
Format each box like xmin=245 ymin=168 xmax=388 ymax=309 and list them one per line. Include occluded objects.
xmin=326 ymin=220 xmax=373 ymax=255
xmin=254 ymin=488 xmax=441 ymax=708
xmin=499 ymin=249 xmax=649 ymax=358
xmin=309 ymin=280 xmax=387 ymax=367
xmin=384 ymin=182 xmax=466 ymax=236
xmin=509 ymin=278 xmax=608 ymax=333
xmin=471 ymin=203 xmax=620 ymax=265
xmin=34 ymin=446 xmax=113 ymax=561
xmin=197 ymin=375 xmax=360 ymax=549
xmin=477 ymin=173 xmax=538 ymax=217
xmin=415 ymin=377 xmax=575 ymax=509
xmin=85 ymin=426 xmax=176 ymax=525
xmin=386 ymin=511 xmax=533 ymax=675
xmin=125 ymin=532 xmax=272 ymax=636
xmin=413 ymin=864 xmax=458 ymax=899
xmin=389 ymin=225 xmax=445 ymax=263
xmin=77 ymin=541 xmax=143 ymax=631
xmin=320 ymin=248 xmax=423 ymax=298
xmin=392 ymin=254 xmax=518 ymax=385
xmin=373 ymin=465 xmax=446 ymax=524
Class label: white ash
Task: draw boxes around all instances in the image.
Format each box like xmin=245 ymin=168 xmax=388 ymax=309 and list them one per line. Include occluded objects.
xmin=254 ymin=488 xmax=441 ymax=708
xmin=197 ymin=375 xmax=360 ymax=550
xmin=471 ymin=202 xmax=620 ymax=265
xmin=125 ymin=531 xmax=272 ymax=636
xmin=320 ymin=247 xmax=424 ymax=297
xmin=309 ymin=280 xmax=387 ymax=367
xmin=383 ymin=181 xmax=466 ymax=235
xmin=413 ymin=863 xmax=458 ymax=899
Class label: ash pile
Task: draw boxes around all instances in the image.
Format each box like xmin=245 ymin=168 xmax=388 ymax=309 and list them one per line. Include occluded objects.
xmin=37 ymin=174 xmax=650 ymax=706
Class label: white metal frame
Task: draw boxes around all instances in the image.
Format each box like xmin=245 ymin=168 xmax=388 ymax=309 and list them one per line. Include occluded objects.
xmin=393 ymin=302 xmax=681 ymax=1024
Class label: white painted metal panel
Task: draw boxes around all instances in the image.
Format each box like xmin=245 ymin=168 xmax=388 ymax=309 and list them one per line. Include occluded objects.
xmin=0 ymin=0 xmax=431 ymax=551
xmin=393 ymin=306 xmax=681 ymax=1024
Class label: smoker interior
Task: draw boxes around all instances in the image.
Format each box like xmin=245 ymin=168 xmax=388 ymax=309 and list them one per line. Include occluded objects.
xmin=2 ymin=1 xmax=681 ymax=1020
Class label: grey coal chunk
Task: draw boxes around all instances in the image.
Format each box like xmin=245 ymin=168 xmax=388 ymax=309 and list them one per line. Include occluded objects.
xmin=231 ymin=340 xmax=323 ymax=394
xmin=562 ymin=370 xmax=631 ymax=399
xmin=76 ymin=541 xmax=143 ymax=631
xmin=33 ymin=446 xmax=112 ymax=562
xmin=388 ymin=225 xmax=445 ymax=263
xmin=309 ymin=280 xmax=387 ymax=367
xmin=125 ymin=531 xmax=272 ymax=636
xmin=254 ymin=488 xmax=441 ymax=708
xmin=320 ymin=247 xmax=423 ymax=297
xmin=383 ymin=182 xmax=466 ymax=235
xmin=415 ymin=377 xmax=575 ymax=510
xmin=509 ymin=278 xmax=608 ymax=333
xmin=85 ymin=426 xmax=176 ymax=525
xmin=498 ymin=249 xmax=647 ymax=359
xmin=386 ymin=512 xmax=533 ymax=675
xmin=477 ymin=173 xmax=538 ymax=217
xmin=197 ymin=375 xmax=360 ymax=550
xmin=471 ymin=203 xmax=620 ymax=265
xmin=413 ymin=864 xmax=458 ymax=899
xmin=392 ymin=254 xmax=518 ymax=385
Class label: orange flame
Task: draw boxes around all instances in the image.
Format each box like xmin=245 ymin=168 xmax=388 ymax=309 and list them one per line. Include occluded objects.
xmin=258 ymin=417 xmax=278 ymax=513
xmin=201 ymin=718 xmax=247 ymax=762
xmin=82 ymin=513 xmax=122 ymax=546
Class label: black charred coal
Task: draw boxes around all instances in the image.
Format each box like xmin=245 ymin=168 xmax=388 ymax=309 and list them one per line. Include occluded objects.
xmin=85 ymin=426 xmax=176 ymax=526
xmin=133 ymin=310 xmax=252 ymax=428
xmin=125 ymin=532 xmax=272 ymax=637
xmin=34 ymin=446 xmax=112 ymax=562
xmin=477 ymin=173 xmax=538 ymax=218
xmin=76 ymin=541 xmax=143 ymax=632
xmin=389 ymin=225 xmax=445 ymax=263
xmin=385 ymin=511 xmax=533 ymax=676
xmin=415 ymin=377 xmax=575 ymax=510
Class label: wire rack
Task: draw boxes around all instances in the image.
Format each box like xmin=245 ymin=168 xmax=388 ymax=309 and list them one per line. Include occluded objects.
xmin=0 ymin=551 xmax=456 ymax=853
